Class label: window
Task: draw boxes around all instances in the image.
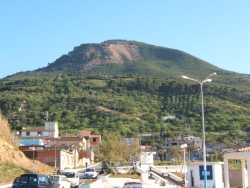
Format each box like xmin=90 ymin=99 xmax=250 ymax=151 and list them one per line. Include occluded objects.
xmin=38 ymin=175 xmax=49 ymax=184
xmin=26 ymin=131 xmax=30 ymax=136
xmin=29 ymin=175 xmax=38 ymax=186
xmin=62 ymin=172 xmax=75 ymax=178
xmin=20 ymin=175 xmax=29 ymax=184
xmin=93 ymin=138 xmax=97 ymax=142
xmin=13 ymin=177 xmax=20 ymax=184
xmin=86 ymin=168 xmax=94 ymax=172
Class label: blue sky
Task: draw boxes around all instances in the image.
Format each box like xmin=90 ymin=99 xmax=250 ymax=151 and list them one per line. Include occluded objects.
xmin=1 ymin=0 xmax=250 ymax=78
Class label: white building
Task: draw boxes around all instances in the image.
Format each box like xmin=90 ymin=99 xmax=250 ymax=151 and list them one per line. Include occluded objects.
xmin=20 ymin=122 xmax=59 ymax=138
xmin=139 ymin=152 xmax=156 ymax=172
xmin=186 ymin=162 xmax=224 ymax=188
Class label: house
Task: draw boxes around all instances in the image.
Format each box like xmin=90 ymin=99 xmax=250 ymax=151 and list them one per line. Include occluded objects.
xmin=164 ymin=136 xmax=202 ymax=149
xmin=18 ymin=126 xmax=96 ymax=168
xmin=20 ymin=146 xmax=89 ymax=170
xmin=17 ymin=123 xmax=100 ymax=168
xmin=45 ymin=136 xmax=94 ymax=164
xmin=78 ymin=130 xmax=101 ymax=147
xmin=20 ymin=135 xmax=94 ymax=168
xmin=19 ymin=138 xmax=45 ymax=146
xmin=19 ymin=122 xmax=59 ymax=138
xmin=44 ymin=136 xmax=89 ymax=151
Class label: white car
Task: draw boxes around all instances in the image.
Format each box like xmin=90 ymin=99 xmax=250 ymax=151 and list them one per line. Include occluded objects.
xmin=83 ymin=168 xmax=98 ymax=179
xmin=123 ymin=182 xmax=142 ymax=188
xmin=61 ymin=170 xmax=80 ymax=188
xmin=51 ymin=175 xmax=71 ymax=188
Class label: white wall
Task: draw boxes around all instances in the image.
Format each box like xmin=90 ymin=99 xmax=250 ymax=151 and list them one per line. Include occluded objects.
xmin=21 ymin=131 xmax=50 ymax=137
xmin=60 ymin=150 xmax=75 ymax=170
xmin=186 ymin=162 xmax=224 ymax=188
xmin=140 ymin=152 xmax=156 ymax=165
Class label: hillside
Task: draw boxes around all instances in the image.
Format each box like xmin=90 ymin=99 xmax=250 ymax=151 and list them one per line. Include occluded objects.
xmin=1 ymin=40 xmax=250 ymax=146
xmin=15 ymin=40 xmax=224 ymax=78
xmin=0 ymin=115 xmax=52 ymax=183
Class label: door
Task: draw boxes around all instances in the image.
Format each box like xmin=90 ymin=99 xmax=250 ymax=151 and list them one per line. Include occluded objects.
xmin=19 ymin=175 xmax=29 ymax=188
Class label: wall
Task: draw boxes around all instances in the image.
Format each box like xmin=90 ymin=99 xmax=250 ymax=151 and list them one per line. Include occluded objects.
xmin=186 ymin=162 xmax=224 ymax=188
xmin=21 ymin=131 xmax=50 ymax=137
xmin=22 ymin=148 xmax=76 ymax=170
xmin=140 ymin=152 xmax=155 ymax=166
xmin=59 ymin=150 xmax=75 ymax=170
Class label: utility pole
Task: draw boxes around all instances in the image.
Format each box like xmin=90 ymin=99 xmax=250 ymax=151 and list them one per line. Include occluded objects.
xmin=182 ymin=73 xmax=217 ymax=188
xmin=54 ymin=142 xmax=57 ymax=172
xmin=32 ymin=134 xmax=35 ymax=173
xmin=45 ymin=111 xmax=49 ymax=121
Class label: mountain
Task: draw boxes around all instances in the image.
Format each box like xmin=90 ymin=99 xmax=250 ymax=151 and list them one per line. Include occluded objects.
xmin=2 ymin=40 xmax=250 ymax=148
xmin=35 ymin=40 xmax=224 ymax=78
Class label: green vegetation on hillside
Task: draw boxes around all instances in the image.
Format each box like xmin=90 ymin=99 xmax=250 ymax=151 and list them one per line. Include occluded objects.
xmin=1 ymin=40 xmax=250 ymax=147
xmin=1 ymin=73 xmax=250 ymax=146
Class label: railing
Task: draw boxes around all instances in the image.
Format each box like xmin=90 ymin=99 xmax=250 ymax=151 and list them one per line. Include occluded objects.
xmin=73 ymin=162 xmax=103 ymax=172
xmin=153 ymin=165 xmax=184 ymax=173
xmin=149 ymin=171 xmax=182 ymax=188
xmin=150 ymin=166 xmax=184 ymax=187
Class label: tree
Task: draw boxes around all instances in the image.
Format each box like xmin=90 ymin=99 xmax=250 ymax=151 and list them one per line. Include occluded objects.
xmin=168 ymin=146 xmax=183 ymax=164
xmin=96 ymin=132 xmax=140 ymax=165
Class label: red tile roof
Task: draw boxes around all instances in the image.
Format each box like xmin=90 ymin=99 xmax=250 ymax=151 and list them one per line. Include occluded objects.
xmin=78 ymin=130 xmax=100 ymax=138
xmin=78 ymin=130 xmax=92 ymax=137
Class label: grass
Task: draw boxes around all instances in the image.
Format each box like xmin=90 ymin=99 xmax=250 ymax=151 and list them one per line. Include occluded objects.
xmin=0 ymin=163 xmax=27 ymax=184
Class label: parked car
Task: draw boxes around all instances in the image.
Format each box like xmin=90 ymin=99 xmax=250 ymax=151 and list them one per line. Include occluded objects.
xmin=50 ymin=175 xmax=71 ymax=188
xmin=82 ymin=168 xmax=98 ymax=179
xmin=77 ymin=171 xmax=85 ymax=179
xmin=123 ymin=182 xmax=142 ymax=188
xmin=60 ymin=170 xmax=79 ymax=188
xmin=12 ymin=173 xmax=53 ymax=188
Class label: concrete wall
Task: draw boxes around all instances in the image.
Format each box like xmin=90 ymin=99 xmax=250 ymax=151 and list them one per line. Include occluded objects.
xmin=186 ymin=162 xmax=224 ymax=188
xmin=59 ymin=150 xmax=75 ymax=170
xmin=140 ymin=152 xmax=155 ymax=166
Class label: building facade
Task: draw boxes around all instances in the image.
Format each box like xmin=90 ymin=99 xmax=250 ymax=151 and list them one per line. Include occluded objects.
xmin=19 ymin=122 xmax=59 ymax=138
xmin=17 ymin=123 xmax=101 ymax=169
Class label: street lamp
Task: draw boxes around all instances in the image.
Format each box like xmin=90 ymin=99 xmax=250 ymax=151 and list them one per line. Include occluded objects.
xmin=181 ymin=72 xmax=217 ymax=188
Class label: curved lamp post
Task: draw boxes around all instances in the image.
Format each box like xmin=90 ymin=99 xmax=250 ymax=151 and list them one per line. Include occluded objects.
xmin=181 ymin=72 xmax=217 ymax=188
